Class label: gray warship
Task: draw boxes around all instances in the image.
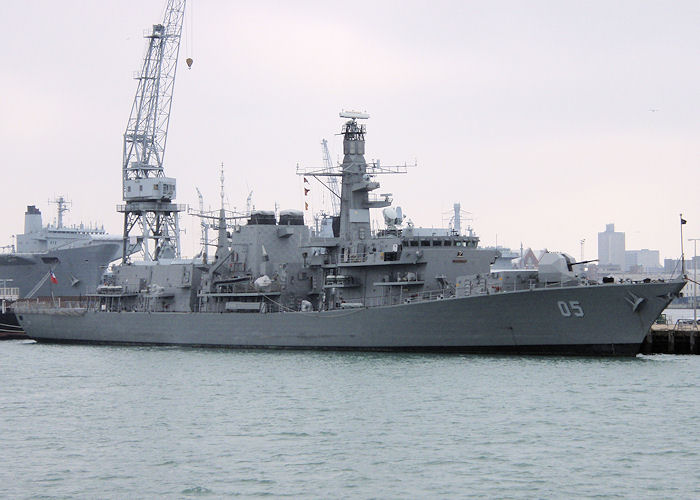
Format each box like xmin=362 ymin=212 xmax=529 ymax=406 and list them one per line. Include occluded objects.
xmin=16 ymin=0 xmax=685 ymax=355
xmin=1 ymin=198 xmax=122 ymax=335
xmin=17 ymin=112 xmax=685 ymax=355
xmin=0 ymin=198 xmax=122 ymax=298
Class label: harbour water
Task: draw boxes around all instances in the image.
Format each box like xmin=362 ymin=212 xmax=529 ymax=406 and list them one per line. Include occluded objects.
xmin=1 ymin=340 xmax=698 ymax=498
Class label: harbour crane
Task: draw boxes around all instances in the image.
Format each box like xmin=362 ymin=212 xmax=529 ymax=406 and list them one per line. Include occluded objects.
xmin=118 ymin=0 xmax=186 ymax=262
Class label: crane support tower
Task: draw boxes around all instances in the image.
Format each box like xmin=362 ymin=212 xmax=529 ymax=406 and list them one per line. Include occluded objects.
xmin=118 ymin=0 xmax=186 ymax=262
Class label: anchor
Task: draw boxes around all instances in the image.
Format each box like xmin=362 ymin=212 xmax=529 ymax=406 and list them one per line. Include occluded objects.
xmin=625 ymin=291 xmax=645 ymax=312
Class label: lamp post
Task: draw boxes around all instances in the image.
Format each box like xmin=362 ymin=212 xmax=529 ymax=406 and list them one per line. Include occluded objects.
xmin=688 ymin=238 xmax=700 ymax=326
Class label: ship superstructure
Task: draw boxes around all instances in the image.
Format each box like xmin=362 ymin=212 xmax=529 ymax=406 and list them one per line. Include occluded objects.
xmin=295 ymin=112 xmax=500 ymax=311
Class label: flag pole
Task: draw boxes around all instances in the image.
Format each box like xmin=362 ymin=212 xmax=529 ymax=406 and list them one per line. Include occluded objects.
xmin=681 ymin=214 xmax=686 ymax=276
xmin=50 ymin=267 xmax=56 ymax=307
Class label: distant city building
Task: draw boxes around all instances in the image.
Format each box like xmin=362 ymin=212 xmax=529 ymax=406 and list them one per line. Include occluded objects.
xmin=625 ymin=249 xmax=661 ymax=272
xmin=692 ymin=256 xmax=700 ymax=272
xmin=665 ymin=258 xmax=680 ymax=274
xmin=598 ymin=223 xmax=625 ymax=271
xmin=663 ymin=257 xmax=699 ymax=275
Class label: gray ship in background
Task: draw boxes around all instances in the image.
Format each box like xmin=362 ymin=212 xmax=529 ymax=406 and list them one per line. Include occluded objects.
xmin=16 ymin=0 xmax=686 ymax=355
xmin=0 ymin=197 xmax=122 ymax=300
xmin=0 ymin=197 xmax=122 ymax=335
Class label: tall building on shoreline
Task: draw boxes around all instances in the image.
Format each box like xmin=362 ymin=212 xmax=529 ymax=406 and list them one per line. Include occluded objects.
xmin=598 ymin=223 xmax=625 ymax=271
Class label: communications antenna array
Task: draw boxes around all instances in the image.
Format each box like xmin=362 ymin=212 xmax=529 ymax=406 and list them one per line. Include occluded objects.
xmin=118 ymin=0 xmax=186 ymax=262
xmin=49 ymin=195 xmax=71 ymax=229
xmin=195 ymin=187 xmax=208 ymax=262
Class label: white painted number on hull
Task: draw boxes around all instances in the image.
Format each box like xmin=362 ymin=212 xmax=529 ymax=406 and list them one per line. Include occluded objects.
xmin=558 ymin=301 xmax=584 ymax=317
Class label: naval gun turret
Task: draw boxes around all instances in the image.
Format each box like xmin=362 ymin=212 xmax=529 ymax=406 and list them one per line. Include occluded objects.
xmin=537 ymin=253 xmax=580 ymax=284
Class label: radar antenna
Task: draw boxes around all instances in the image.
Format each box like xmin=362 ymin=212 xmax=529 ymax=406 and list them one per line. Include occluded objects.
xmin=246 ymin=190 xmax=254 ymax=216
xmin=446 ymin=203 xmax=474 ymax=236
xmin=118 ymin=0 xmax=186 ymax=262
xmin=49 ymin=195 xmax=71 ymax=229
xmin=195 ymin=187 xmax=208 ymax=262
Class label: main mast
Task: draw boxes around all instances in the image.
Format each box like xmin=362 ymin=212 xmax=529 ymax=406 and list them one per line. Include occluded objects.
xmin=118 ymin=0 xmax=186 ymax=262
xmin=337 ymin=112 xmax=391 ymax=241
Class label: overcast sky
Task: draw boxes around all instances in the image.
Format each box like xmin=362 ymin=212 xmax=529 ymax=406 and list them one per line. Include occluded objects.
xmin=1 ymin=0 xmax=698 ymax=263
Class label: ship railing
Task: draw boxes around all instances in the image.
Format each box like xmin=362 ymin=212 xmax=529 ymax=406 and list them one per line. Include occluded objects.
xmin=454 ymin=277 xmax=569 ymax=297
xmin=367 ymin=194 xmax=392 ymax=205
xmin=323 ymin=252 xmax=369 ymax=266
xmin=488 ymin=277 xmax=598 ymax=294
xmin=673 ymin=318 xmax=700 ymax=331
xmin=0 ymin=287 xmax=20 ymax=301
xmin=401 ymin=288 xmax=452 ymax=303
xmin=344 ymin=252 xmax=368 ymax=264
xmin=13 ymin=297 xmax=90 ymax=313
xmin=360 ymin=287 xmax=455 ymax=308
xmin=226 ymin=282 xmax=283 ymax=294
xmin=482 ymin=279 xmax=587 ymax=295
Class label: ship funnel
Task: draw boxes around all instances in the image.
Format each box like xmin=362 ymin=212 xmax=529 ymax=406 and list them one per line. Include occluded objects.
xmin=24 ymin=205 xmax=43 ymax=234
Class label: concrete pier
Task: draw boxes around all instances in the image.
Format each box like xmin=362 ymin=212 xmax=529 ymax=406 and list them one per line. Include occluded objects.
xmin=642 ymin=325 xmax=700 ymax=354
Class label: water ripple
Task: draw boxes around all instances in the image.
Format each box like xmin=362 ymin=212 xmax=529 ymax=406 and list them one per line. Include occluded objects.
xmin=0 ymin=342 xmax=699 ymax=498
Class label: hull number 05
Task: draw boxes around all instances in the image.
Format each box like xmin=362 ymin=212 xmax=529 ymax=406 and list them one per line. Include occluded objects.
xmin=558 ymin=301 xmax=584 ymax=317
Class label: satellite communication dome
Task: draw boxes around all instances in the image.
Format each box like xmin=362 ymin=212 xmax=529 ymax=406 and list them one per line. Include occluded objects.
xmin=254 ymin=275 xmax=272 ymax=290
xmin=383 ymin=207 xmax=404 ymax=227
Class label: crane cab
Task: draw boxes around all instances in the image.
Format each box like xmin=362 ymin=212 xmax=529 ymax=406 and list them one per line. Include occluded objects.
xmin=124 ymin=177 xmax=177 ymax=202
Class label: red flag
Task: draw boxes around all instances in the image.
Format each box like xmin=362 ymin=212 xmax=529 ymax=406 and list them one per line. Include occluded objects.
xmin=50 ymin=270 xmax=58 ymax=284
xmin=304 ymin=187 xmax=310 ymax=196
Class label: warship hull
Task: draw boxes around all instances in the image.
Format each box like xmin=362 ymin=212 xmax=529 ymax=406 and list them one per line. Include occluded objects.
xmin=0 ymin=242 xmax=121 ymax=336
xmin=0 ymin=311 xmax=25 ymax=339
xmin=0 ymin=242 xmax=121 ymax=299
xmin=18 ymin=280 xmax=683 ymax=356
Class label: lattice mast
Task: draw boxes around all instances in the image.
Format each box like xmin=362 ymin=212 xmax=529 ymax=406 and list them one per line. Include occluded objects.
xmin=49 ymin=195 xmax=71 ymax=229
xmin=195 ymin=187 xmax=208 ymax=262
xmin=119 ymin=0 xmax=186 ymax=262
xmin=321 ymin=139 xmax=340 ymax=215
